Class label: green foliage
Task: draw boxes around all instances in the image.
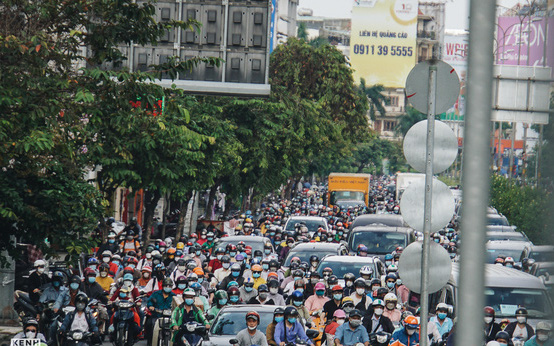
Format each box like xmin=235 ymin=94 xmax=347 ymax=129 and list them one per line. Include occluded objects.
xmin=490 ymin=175 xmax=552 ymax=244
xmin=358 ymin=79 xmax=388 ymax=121
xmin=395 ymin=106 xmax=429 ymax=136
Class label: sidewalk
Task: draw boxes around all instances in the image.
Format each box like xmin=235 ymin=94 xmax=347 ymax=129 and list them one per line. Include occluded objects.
xmin=0 ymin=325 xmax=21 ymax=344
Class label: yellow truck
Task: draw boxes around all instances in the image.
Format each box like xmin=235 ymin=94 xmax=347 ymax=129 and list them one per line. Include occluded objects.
xmin=327 ymin=173 xmax=371 ymax=208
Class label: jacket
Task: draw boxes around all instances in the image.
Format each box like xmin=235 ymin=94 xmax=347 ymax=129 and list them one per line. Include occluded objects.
xmin=389 ymin=327 xmax=420 ymax=346
xmin=60 ymin=309 xmax=99 ymax=334
xmin=505 ymin=322 xmax=535 ymax=341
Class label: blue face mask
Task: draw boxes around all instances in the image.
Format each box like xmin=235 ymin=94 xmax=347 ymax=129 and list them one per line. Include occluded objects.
xmin=438 ymin=312 xmax=447 ymax=320
xmin=294 ymin=277 xmax=301 ymax=281
xmin=275 ymin=316 xmax=284 ymax=323
xmin=88 ymin=277 xmax=96 ymax=284
xmin=230 ymin=252 xmax=236 ymax=257
xmin=316 ymin=290 xmax=325 ymax=296
xmin=219 ymin=299 xmax=227 ymax=305
xmin=232 ymin=271 xmax=239 ymax=277
xmin=288 ymin=317 xmax=297 ymax=324
xmin=163 ymin=287 xmax=172 ymax=293
xmin=387 ymin=282 xmax=395 ymax=288
xmin=185 ymin=298 xmax=194 ymax=306
xmin=245 ymin=286 xmax=253 ymax=292
xmin=119 ymin=292 xmax=127 ymax=298
xmin=207 ymin=238 xmax=213 ymax=241
xmin=255 ymin=257 xmax=262 ymax=262
xmin=52 ymin=281 xmax=60 ymax=287
xmin=70 ymin=283 xmax=80 ymax=290
xmin=108 ymin=239 xmax=115 ymax=244
xmin=230 ymin=296 xmax=239 ymax=303
xmin=293 ymin=300 xmax=302 ymax=307
xmin=112 ymin=261 xmax=119 ymax=266
xmin=178 ymin=284 xmax=186 ymax=290
xmin=264 ymin=249 xmax=271 ymax=255
xmin=262 ymin=264 xmax=269 ymax=270
xmin=195 ymin=251 xmax=201 ymax=256
xmin=333 ymin=294 xmax=342 ymax=301
xmin=253 ymin=273 xmax=261 ymax=278
xmin=245 ymin=264 xmax=251 ymax=269
xmin=296 ymin=288 xmax=304 ymax=293
xmin=198 ymin=278 xmax=203 ymax=284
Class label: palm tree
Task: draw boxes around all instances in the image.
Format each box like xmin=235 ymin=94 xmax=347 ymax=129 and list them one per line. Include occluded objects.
xmin=395 ymin=106 xmax=428 ymax=136
xmin=358 ymin=78 xmax=388 ymax=121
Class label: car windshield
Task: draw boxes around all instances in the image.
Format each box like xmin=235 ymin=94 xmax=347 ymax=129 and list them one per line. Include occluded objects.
xmin=487 ymin=216 xmax=509 ymax=226
xmin=530 ymin=251 xmax=554 ymax=263
xmin=536 ymin=267 xmax=553 ymax=277
xmin=284 ymin=249 xmax=337 ymax=267
xmin=350 ymin=231 xmax=407 ymax=254
xmin=486 ymin=233 xmax=527 ymax=242
xmin=214 ymin=239 xmax=268 ymax=254
xmin=485 ymin=287 xmax=553 ymax=319
xmin=211 ymin=310 xmax=274 ymax=335
xmin=317 ymin=260 xmax=377 ymax=279
xmin=485 ymin=248 xmax=524 ymax=263
xmin=285 ymin=220 xmax=326 ymax=233
xmin=336 ymin=200 xmax=366 ymax=208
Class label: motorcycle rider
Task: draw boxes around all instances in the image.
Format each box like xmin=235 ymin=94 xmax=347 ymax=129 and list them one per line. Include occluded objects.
xmin=14 ymin=319 xmax=47 ymax=342
xmin=505 ymin=307 xmax=535 ymax=342
xmin=207 ymin=290 xmax=227 ymax=321
xmin=219 ymin=263 xmax=244 ymax=290
xmin=524 ymin=321 xmax=552 ymax=346
xmin=362 ymin=299 xmax=394 ymax=335
xmin=267 ymin=307 xmax=285 ymax=346
xmin=484 ymin=306 xmax=502 ymax=343
xmin=382 ymin=293 xmax=401 ymax=323
xmin=333 ymin=309 xmax=369 ymax=346
xmin=54 ymin=275 xmax=84 ymax=313
xmin=289 ymin=290 xmax=312 ymax=328
xmin=305 ymin=282 xmax=329 ymax=314
xmin=145 ymin=278 xmax=175 ymax=346
xmin=96 ymin=263 xmax=114 ymax=293
xmin=350 ymin=278 xmax=371 ymax=312
xmin=274 ymin=306 xmax=314 ymax=346
xmin=170 ymin=288 xmax=210 ymax=346
xmin=97 ymin=232 xmax=119 ymax=257
xmin=267 ymin=279 xmax=286 ymax=306
xmin=428 ymin=303 xmax=454 ymax=343
xmin=239 ymin=279 xmax=257 ymax=303
xmin=323 ymin=285 xmax=344 ymax=321
xmin=390 ymin=315 xmax=420 ymax=346
xmin=59 ymin=293 xmax=100 ymax=344
xmin=248 ymin=284 xmax=274 ymax=305
xmin=235 ymin=311 xmax=268 ymax=346
xmin=27 ymin=260 xmax=50 ymax=305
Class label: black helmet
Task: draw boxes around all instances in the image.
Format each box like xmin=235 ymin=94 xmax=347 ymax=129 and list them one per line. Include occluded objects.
xmin=495 ymin=331 xmax=511 ymax=342
xmin=309 ymin=255 xmax=319 ymax=263
xmin=515 ymin=307 xmax=528 ymax=316
xmin=344 ymin=272 xmax=356 ymax=282
xmin=284 ymin=306 xmax=299 ymax=317
xmin=267 ymin=280 xmax=279 ymax=288
xmin=69 ymin=275 xmax=81 ymax=285
xmin=354 ymin=278 xmax=366 ymax=288
xmin=162 ymin=278 xmax=173 ymax=287
xmin=370 ymin=278 xmax=381 ymax=287
xmin=274 ymin=307 xmax=285 ymax=315
xmin=258 ymin=284 xmax=269 ymax=292
xmin=328 ymin=275 xmax=338 ymax=286
xmin=24 ymin=319 xmax=39 ymax=329
xmin=349 ymin=309 xmax=363 ymax=318
xmin=75 ymin=293 xmax=88 ymax=305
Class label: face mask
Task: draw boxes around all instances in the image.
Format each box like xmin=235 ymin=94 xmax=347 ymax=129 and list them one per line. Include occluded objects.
xmin=287 ymin=317 xmax=297 ymax=324
xmin=119 ymin=292 xmax=127 ymax=298
xmin=386 ymin=303 xmax=395 ymax=310
xmin=100 ymin=272 xmax=108 ymax=278
xmin=201 ymin=235 xmax=206 ymax=239
xmin=293 ymin=300 xmax=302 ymax=306
xmin=316 ymin=290 xmax=325 ymax=296
xmin=245 ymin=286 xmax=253 ymax=292
xmin=294 ymin=276 xmax=301 ymax=281
xmin=346 ymin=281 xmax=353 ymax=287
xmin=185 ymin=298 xmax=194 ymax=305
xmin=387 ymin=282 xmax=395 ymax=289
xmin=143 ymin=272 xmax=150 ymax=278
xmin=372 ymin=286 xmax=379 ymax=292
xmin=505 ymin=264 xmax=513 ymax=268
xmin=159 ymin=247 xmax=166 ymax=253
xmin=245 ymin=264 xmax=251 ymax=269
xmin=198 ymin=278 xmax=203 ymax=284
xmin=88 ymin=277 xmax=96 ymax=284
xmin=217 ymin=255 xmax=223 ymax=260
xmin=537 ymin=333 xmax=550 ymax=342
xmin=89 ymin=265 xmax=97 ymax=270
xmin=70 ymin=283 xmax=80 ymax=290
xmin=195 ymin=251 xmax=201 ymax=256
xmin=178 ymin=266 xmax=186 ymax=272
xmin=37 ymin=268 xmax=45 ymax=274
xmin=178 ymin=284 xmax=186 ymax=290
xmin=145 ymin=253 xmax=152 ymax=259
xmin=259 ymin=293 xmax=268 ymax=300
xmin=208 ymin=238 xmax=213 ymax=241
xmin=102 ymin=257 xmax=110 ymax=263
xmin=396 ymin=279 xmax=402 ymax=285
xmin=434 ymin=239 xmax=440 ymax=243
xmin=222 ymin=263 xmax=230 ymax=269
xmin=356 ymin=288 xmax=365 ymax=295
xmin=337 ymin=319 xmax=345 ymax=325
xmin=163 ymin=287 xmax=172 ymax=293
xmin=296 ymin=288 xmax=304 ymax=293
xmin=484 ymin=317 xmax=493 ymax=324
xmin=230 ymin=296 xmax=239 ymax=303
xmin=438 ymin=313 xmax=447 ymax=320
xmin=53 ymin=281 xmax=60 ymax=287
xmin=333 ymin=294 xmax=342 ymax=300
xmin=108 ymin=239 xmax=115 ymax=244
xmin=275 ymin=316 xmax=284 ymax=323
xmin=128 ymin=264 xmax=135 ymax=269
xmin=219 ymin=299 xmax=227 ymax=305
xmin=261 ymin=264 xmax=269 ymax=271
xmin=350 ymin=319 xmax=362 ymax=327
xmin=76 ymin=303 xmax=86 ymax=311
xmin=374 ymin=308 xmax=383 ymax=316
xmin=270 ymin=288 xmax=278 ymax=294
xmin=25 ymin=331 xmax=36 ymax=339
xmin=406 ymin=329 xmax=416 ymax=336
xmin=232 ymin=271 xmax=240 ymax=277
xmin=230 ymin=252 xmax=236 ymax=257
xmin=113 ymin=260 xmax=120 ymax=266
xmin=247 ymin=324 xmax=257 ymax=331
xmin=516 ymin=316 xmax=526 ymax=324
xmin=498 ymin=343 xmax=507 ymax=346
xmin=253 ymin=272 xmax=261 ymax=278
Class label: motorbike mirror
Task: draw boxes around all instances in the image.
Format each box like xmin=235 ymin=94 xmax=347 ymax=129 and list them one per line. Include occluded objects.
xmin=306 ymin=329 xmax=319 ymax=339
xmin=229 ymin=339 xmax=239 ymax=345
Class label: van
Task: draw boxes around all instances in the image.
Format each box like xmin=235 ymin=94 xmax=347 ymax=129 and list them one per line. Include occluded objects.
xmin=347 ymin=225 xmax=416 ymax=258
xmin=406 ymin=263 xmax=553 ymax=326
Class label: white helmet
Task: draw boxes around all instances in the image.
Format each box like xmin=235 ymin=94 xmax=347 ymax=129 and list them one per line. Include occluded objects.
xmin=436 ymin=302 xmax=449 ymax=311
xmin=384 ymin=293 xmax=398 ymax=303
xmin=34 ymin=259 xmax=46 ymax=267
xmin=360 ymin=266 xmax=373 ymax=276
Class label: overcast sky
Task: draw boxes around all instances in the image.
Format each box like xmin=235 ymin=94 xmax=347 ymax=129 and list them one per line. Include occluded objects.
xmin=298 ymin=0 xmax=522 ymax=30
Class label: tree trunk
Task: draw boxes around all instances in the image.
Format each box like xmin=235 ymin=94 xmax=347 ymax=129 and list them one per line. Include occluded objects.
xmin=143 ymin=190 xmax=161 ymax=246
xmin=205 ymin=181 xmax=221 ymax=220
xmin=223 ymin=198 xmax=233 ymax=218
xmin=175 ymin=191 xmax=193 ymax=240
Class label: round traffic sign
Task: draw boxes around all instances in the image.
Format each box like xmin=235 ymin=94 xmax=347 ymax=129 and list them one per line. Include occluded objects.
xmin=405 ymin=60 xmax=460 ymax=115
xmin=399 ymin=177 xmax=455 ymax=232
xmin=398 ymin=241 xmax=452 ymax=294
xmin=403 ymin=120 xmax=459 ymax=174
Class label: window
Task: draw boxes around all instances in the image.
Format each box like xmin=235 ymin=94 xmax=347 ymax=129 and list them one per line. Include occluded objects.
xmin=384 ymin=121 xmax=395 ymax=132
xmin=390 ymin=96 xmax=399 ymax=107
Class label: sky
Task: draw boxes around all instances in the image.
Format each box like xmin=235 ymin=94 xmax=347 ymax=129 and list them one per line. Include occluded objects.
xmin=298 ymin=0 xmax=522 ymax=30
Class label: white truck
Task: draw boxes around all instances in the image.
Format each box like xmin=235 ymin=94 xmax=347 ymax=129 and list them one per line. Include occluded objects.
xmin=395 ymin=173 xmax=424 ymax=201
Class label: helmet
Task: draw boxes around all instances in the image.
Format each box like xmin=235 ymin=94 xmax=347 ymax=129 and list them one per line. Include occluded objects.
xmin=176 ymin=242 xmax=185 ymax=250
xmin=267 ymin=279 xmax=279 ymax=288
xmin=257 ymin=284 xmax=269 ymax=292
xmin=214 ymin=290 xmax=228 ymax=300
xmin=372 ymin=299 xmax=385 ymax=307
xmin=387 ymin=264 xmax=398 ymax=272
xmin=88 ymin=257 xmax=99 ymax=265
xmin=404 ymin=316 xmax=419 ymax=328
xmin=167 ymin=248 xmax=176 ymax=255
xmin=333 ymin=309 xmax=346 ymax=318
xmin=69 ymin=275 xmax=81 ymax=285
xmin=357 ymin=244 xmax=368 ymax=254
xmin=127 ymin=257 xmax=138 ymax=265
xmin=34 ymin=259 xmax=46 ymax=267
xmin=360 ymin=266 xmax=373 ymax=276
xmin=354 ymin=278 xmax=366 ymax=288
xmin=536 ymin=321 xmax=552 ymax=333
xmin=291 ymin=290 xmax=304 ymax=300
xmin=384 ymin=293 xmax=397 ymax=303
xmin=52 ymin=271 xmax=64 ymax=282
xmin=24 ymin=319 xmax=39 ymax=329
xmin=384 ymin=254 xmax=393 ymax=261
xmin=343 ymin=273 xmax=356 ymax=282
xmin=215 ymin=247 xmax=226 ymax=254
xmin=162 ymin=278 xmax=173 ymax=287
xmin=230 ymin=263 xmax=241 ymax=271
xmin=99 ymin=263 xmax=110 ymax=272
xmin=274 ymin=307 xmax=285 ymax=316
xmin=495 ymin=331 xmax=511 ymax=341
xmin=227 ymin=286 xmax=240 ymax=296
xmin=314 ymin=282 xmax=325 ymax=291
xmin=349 ymin=309 xmax=362 ymax=318
xmin=515 ymin=307 xmax=528 ymax=316
xmin=75 ymin=293 xmax=88 ymax=305
xmin=385 ymin=273 xmax=397 ymax=282
xmin=309 ymin=255 xmax=319 ymax=263
xmin=328 ymin=275 xmax=338 ymax=286
xmin=284 ymin=306 xmax=299 ymax=317
xmin=331 ymin=284 xmax=343 ymax=292
xmin=190 ymin=282 xmax=202 ymax=291
xmin=221 ymin=255 xmax=231 ymax=263
xmin=183 ymin=288 xmax=195 ymax=297
xmin=436 ymin=302 xmax=449 ymax=312
xmin=246 ymin=311 xmax=260 ymax=323
xmin=484 ymin=306 xmax=495 ymax=317
xmin=84 ymin=268 xmax=96 ymax=277
xmin=252 ymin=264 xmax=263 ymax=272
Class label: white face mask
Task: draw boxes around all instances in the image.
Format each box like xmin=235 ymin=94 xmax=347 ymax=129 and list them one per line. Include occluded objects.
xmin=269 ymin=288 xmax=278 ymax=294
xmin=406 ymin=329 xmax=416 ymax=336
xmin=484 ymin=317 xmax=493 ymax=324
xmin=537 ymin=333 xmax=550 ymax=342
xmin=356 ymin=288 xmax=365 ymax=295
xmin=386 ymin=303 xmax=396 ymax=310
xmin=516 ymin=316 xmax=526 ymax=324
xmin=178 ymin=265 xmax=186 ymax=272
xmin=37 ymin=268 xmax=45 ymax=274
xmin=25 ymin=331 xmax=37 ymax=339
xmin=337 ymin=319 xmax=345 ymax=325
xmin=145 ymin=253 xmax=152 ymax=259
xmin=247 ymin=325 xmax=257 ymax=331
xmin=100 ymin=272 xmax=108 ymax=278
xmin=374 ymin=308 xmax=383 ymax=316
xmin=103 ymin=258 xmax=110 ymax=263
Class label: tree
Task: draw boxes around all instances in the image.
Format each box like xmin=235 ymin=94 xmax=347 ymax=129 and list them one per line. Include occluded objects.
xmin=395 ymin=106 xmax=428 ymax=136
xmin=358 ymin=79 xmax=388 ymax=121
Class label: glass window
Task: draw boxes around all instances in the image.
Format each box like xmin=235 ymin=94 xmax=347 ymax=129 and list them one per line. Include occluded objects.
xmin=285 ymin=220 xmax=327 ymax=233
xmin=211 ymin=310 xmax=274 ymax=336
xmin=530 ymin=251 xmax=554 ymax=263
xmin=350 ymin=231 xmax=407 ymax=255
xmin=317 ymin=260 xmax=378 ymax=279
xmin=284 ymin=250 xmax=336 ymax=267
xmin=484 ymin=287 xmax=552 ymax=319
xmin=485 ymin=248 xmax=524 ymax=263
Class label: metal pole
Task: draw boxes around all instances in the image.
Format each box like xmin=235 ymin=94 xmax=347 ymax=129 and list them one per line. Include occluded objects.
xmin=491 ymin=122 xmax=497 ymax=169
xmin=497 ymin=122 xmax=503 ymax=171
xmin=537 ymin=124 xmax=543 ymax=185
xmin=509 ymin=122 xmax=516 ymax=178
xmin=419 ymin=61 xmax=437 ymax=346
xmin=456 ymin=1 xmax=495 ymax=346
xmin=523 ymin=123 xmax=528 ymax=181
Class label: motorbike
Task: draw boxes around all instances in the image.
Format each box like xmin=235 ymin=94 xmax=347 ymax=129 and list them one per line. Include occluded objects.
xmin=369 ymin=331 xmax=391 ymax=346
xmin=13 ymin=291 xmax=38 ymax=322
xmin=152 ymin=308 xmax=173 ymax=346
xmin=88 ymin=299 xmax=108 ymax=338
xmin=512 ymin=337 xmax=526 ymax=346
xmin=61 ymin=330 xmax=92 ymax=346
xmin=110 ymin=300 xmax=138 ymax=346
xmin=173 ymin=322 xmax=208 ymax=346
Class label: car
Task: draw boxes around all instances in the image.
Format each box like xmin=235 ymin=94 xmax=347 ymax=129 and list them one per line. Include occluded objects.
xmin=485 ymin=240 xmax=532 ymax=264
xmin=283 ymin=216 xmax=329 ymax=236
xmin=520 ymin=245 xmax=554 ymax=263
xmin=213 ymin=235 xmax=274 ymax=255
xmin=283 ymin=242 xmax=348 ymax=267
xmin=486 ymin=225 xmax=518 ymax=232
xmin=346 ymin=225 xmax=416 ymax=257
xmin=335 ymin=199 xmax=367 ymax=209
xmin=486 ymin=231 xmax=530 ymax=243
xmin=349 ymin=214 xmax=406 ymax=229
xmin=203 ymin=304 xmax=284 ymax=346
xmin=316 ymin=255 xmax=385 ymax=285
xmin=530 ymin=262 xmax=554 ymax=278
xmin=487 ymin=213 xmax=510 ymax=226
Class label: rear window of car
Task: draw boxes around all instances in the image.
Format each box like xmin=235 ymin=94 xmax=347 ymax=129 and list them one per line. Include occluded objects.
xmin=214 ymin=238 xmax=270 ymax=254
xmin=317 ymin=260 xmax=378 ymax=279
xmin=530 ymin=251 xmax=554 ymax=263
xmin=285 ymin=219 xmax=326 ymax=233
xmin=349 ymin=231 xmax=407 ymax=254
xmin=487 ymin=215 xmax=509 ymax=226
xmin=211 ymin=310 xmax=274 ymax=335
xmin=284 ymin=248 xmax=338 ymax=266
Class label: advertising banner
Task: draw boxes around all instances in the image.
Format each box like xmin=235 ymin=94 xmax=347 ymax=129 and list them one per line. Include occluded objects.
xmin=350 ymin=0 xmax=418 ymax=88
xmin=441 ymin=34 xmax=468 ymax=121
xmin=496 ymin=16 xmax=554 ymax=69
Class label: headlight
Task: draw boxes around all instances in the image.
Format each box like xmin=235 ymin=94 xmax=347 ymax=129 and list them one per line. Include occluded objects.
xmin=376 ymin=335 xmax=387 ymax=343
xmin=73 ymin=332 xmax=83 ymax=340
xmin=119 ymin=301 xmax=133 ymax=308
xmin=163 ymin=309 xmax=172 ymax=317
xmin=186 ymin=324 xmax=196 ymax=332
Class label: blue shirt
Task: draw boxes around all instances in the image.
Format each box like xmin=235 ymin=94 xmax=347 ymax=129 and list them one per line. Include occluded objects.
xmin=430 ymin=316 xmax=453 ymax=337
xmin=334 ymin=323 xmax=370 ymax=346
xmin=147 ymin=290 xmax=175 ymax=317
xmin=274 ymin=320 xmax=312 ymax=345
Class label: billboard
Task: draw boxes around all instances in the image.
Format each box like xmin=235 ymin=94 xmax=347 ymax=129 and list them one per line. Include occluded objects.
xmin=350 ymin=0 xmax=418 ymax=88
xmin=496 ymin=16 xmax=554 ymax=70
xmin=441 ymin=33 xmax=468 ymax=121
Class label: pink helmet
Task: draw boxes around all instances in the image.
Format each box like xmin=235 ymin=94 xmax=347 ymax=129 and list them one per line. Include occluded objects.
xmin=314 ymin=282 xmax=326 ymax=291
xmin=333 ymin=309 xmax=346 ymax=318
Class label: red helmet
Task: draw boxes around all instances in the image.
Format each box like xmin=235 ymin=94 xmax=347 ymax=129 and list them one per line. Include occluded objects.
xmin=245 ymin=311 xmax=260 ymax=323
xmin=484 ymin=306 xmax=495 ymax=317
xmin=190 ymin=233 xmax=198 ymax=239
